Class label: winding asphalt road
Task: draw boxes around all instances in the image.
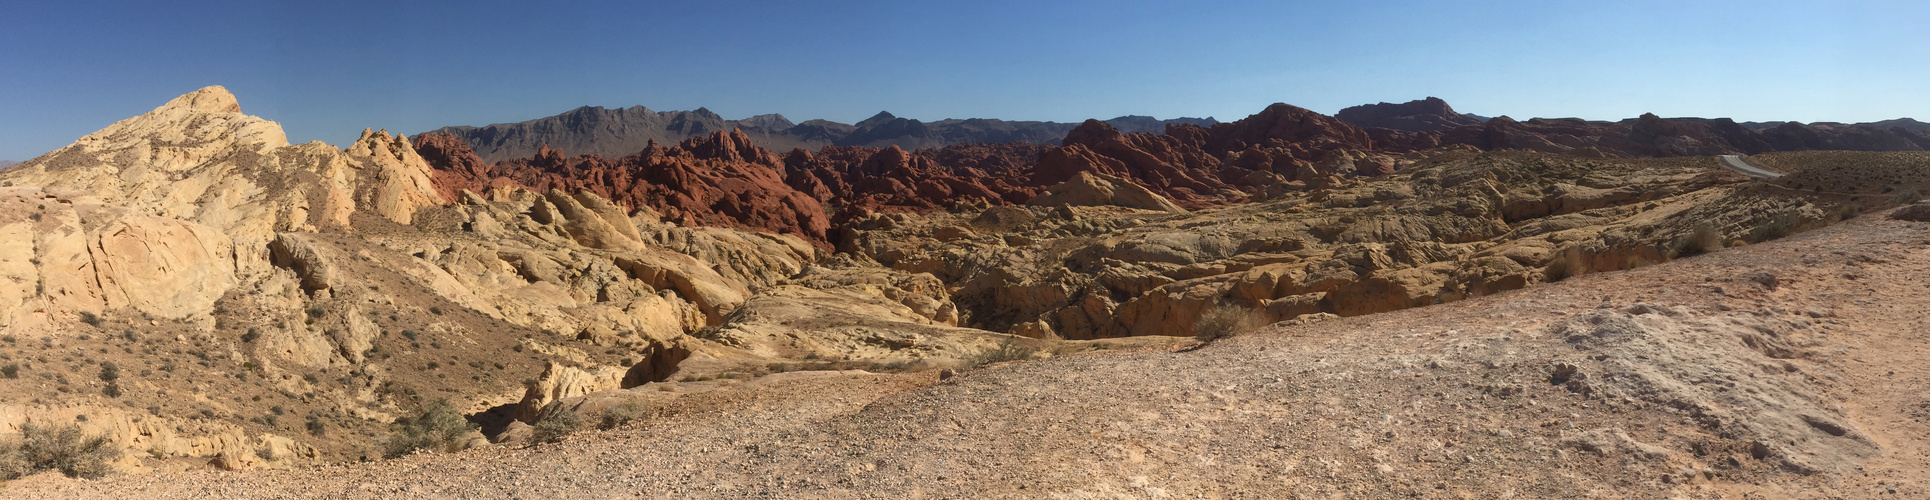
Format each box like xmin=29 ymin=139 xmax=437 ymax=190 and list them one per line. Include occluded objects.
xmin=1717 ymin=154 xmax=1783 ymax=179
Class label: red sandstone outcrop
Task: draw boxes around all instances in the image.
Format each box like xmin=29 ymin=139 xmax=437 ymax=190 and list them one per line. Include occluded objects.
xmin=415 ymin=129 xmax=832 ymax=244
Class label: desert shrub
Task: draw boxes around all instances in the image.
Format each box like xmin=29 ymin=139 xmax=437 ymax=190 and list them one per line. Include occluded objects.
xmin=1 ymin=363 xmax=17 ymax=378
xmin=597 ymin=401 xmax=649 ymax=430
xmin=101 ymin=383 xmax=122 ymax=398
xmin=1543 ymin=245 xmax=1585 ymax=282
xmin=77 ymin=312 xmax=101 ymax=327
xmin=531 ymin=408 xmax=583 ymax=444
xmin=0 ymin=422 xmax=118 ymax=480
xmin=382 ymin=399 xmax=478 ymax=458
xmin=97 ymin=362 xmax=118 ymax=382
xmin=0 ymin=442 xmax=23 ymax=480
xmin=1670 ymin=223 xmax=1724 ymax=258
xmin=304 ymin=415 xmax=326 ymax=437
xmin=1749 ymin=212 xmax=1801 ymax=243
xmin=240 ymin=328 xmax=260 ymax=343
xmin=967 ymin=338 xmax=1036 ymax=368
xmin=1893 ymin=189 xmax=1923 ymax=205
xmin=1194 ymin=304 xmax=1262 ymax=342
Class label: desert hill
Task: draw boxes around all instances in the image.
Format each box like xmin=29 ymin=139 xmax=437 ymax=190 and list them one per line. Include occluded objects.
xmin=0 ymin=161 xmax=17 ymax=170
xmin=0 ymin=86 xmax=1927 ymax=497
xmin=422 ymin=105 xmax=1217 ymax=162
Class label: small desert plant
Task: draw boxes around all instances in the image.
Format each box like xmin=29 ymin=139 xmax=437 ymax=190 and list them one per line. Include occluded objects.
xmin=305 ymin=415 xmax=326 ymax=437
xmin=1194 ymin=304 xmax=1262 ymax=343
xmin=77 ymin=312 xmax=101 ymax=327
xmin=1670 ymin=223 xmax=1724 ymax=258
xmin=97 ymin=362 xmax=118 ymax=383
xmin=0 ymin=422 xmax=119 ymax=480
xmin=1543 ymin=245 xmax=1585 ymax=282
xmin=1749 ymin=212 xmax=1801 ymax=243
xmin=531 ymin=408 xmax=584 ymax=444
xmin=1 ymin=363 xmax=17 ymax=379
xmin=383 ymin=399 xmax=478 ymax=458
xmin=597 ymin=401 xmax=649 ymax=430
xmin=967 ymin=338 xmax=1036 ymax=368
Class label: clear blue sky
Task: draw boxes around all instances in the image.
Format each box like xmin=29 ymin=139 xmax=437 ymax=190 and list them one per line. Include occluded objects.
xmin=2 ymin=0 xmax=1924 ymax=160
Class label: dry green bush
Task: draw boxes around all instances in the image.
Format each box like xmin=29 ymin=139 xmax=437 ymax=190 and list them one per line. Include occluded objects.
xmin=597 ymin=401 xmax=649 ymax=430
xmin=0 ymin=422 xmax=117 ymax=480
xmin=383 ymin=399 xmax=477 ymax=458
xmin=1671 ymin=223 xmax=1724 ymax=258
xmin=1749 ymin=212 xmax=1801 ymax=242
xmin=531 ymin=408 xmax=584 ymax=444
xmin=1544 ymin=245 xmax=1585 ymax=282
xmin=1194 ymin=304 xmax=1262 ymax=342
xmin=967 ymin=338 xmax=1036 ymax=369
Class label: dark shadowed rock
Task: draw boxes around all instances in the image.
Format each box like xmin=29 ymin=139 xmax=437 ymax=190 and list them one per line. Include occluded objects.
xmin=1336 ymin=97 xmax=1485 ymax=132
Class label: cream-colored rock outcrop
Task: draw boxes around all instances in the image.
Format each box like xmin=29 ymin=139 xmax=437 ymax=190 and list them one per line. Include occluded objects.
xmin=91 ymin=216 xmax=237 ymax=319
xmin=345 ymin=129 xmax=447 ymax=225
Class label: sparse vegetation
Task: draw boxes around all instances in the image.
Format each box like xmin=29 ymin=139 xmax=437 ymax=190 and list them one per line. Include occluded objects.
xmin=305 ymin=415 xmax=326 ymax=437
xmin=1670 ymin=222 xmax=1724 ymax=258
xmin=382 ymin=399 xmax=478 ymax=458
xmin=0 ymin=422 xmax=118 ymax=480
xmin=1544 ymin=245 xmax=1584 ymax=282
xmin=597 ymin=401 xmax=649 ymax=430
xmin=1749 ymin=212 xmax=1801 ymax=243
xmin=1 ymin=363 xmax=16 ymax=379
xmin=77 ymin=312 xmax=101 ymax=327
xmin=967 ymin=338 xmax=1036 ymax=368
xmin=531 ymin=408 xmax=584 ymax=444
xmin=1194 ymin=304 xmax=1262 ymax=343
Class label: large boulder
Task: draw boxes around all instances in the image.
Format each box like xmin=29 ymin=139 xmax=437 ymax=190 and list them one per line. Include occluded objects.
xmin=1891 ymin=201 xmax=1930 ymax=221
xmin=90 ymin=216 xmax=236 ymax=319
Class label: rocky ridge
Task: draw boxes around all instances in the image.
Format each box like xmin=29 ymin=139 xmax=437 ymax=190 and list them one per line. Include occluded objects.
xmin=424 ymin=105 xmax=1217 ymax=162
xmin=1335 ymin=96 xmax=1487 ymax=132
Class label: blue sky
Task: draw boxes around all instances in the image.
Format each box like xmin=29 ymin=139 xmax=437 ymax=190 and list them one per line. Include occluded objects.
xmin=1 ymin=0 xmax=1924 ymax=160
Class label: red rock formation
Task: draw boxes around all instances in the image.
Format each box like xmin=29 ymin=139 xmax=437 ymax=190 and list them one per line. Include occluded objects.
xmin=415 ymin=130 xmax=832 ymax=245
xmin=1203 ymin=103 xmax=1376 ymax=162
xmin=1036 ymin=120 xmax=1235 ymax=207
xmin=421 ymin=100 xmax=1930 ymax=251
xmin=783 ymin=145 xmax=1037 ymax=219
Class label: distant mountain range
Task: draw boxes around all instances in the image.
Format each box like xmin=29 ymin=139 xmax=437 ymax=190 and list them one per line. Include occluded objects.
xmin=0 ymin=160 xmax=18 ymax=170
xmin=418 ymin=97 xmax=1930 ymax=164
xmin=422 ymin=106 xmax=1218 ymax=162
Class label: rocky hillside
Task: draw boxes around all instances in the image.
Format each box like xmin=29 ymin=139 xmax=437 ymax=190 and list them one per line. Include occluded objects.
xmin=0 ymin=161 xmax=17 ymax=170
xmin=422 ymin=105 xmax=1216 ymax=162
xmin=17 ymin=200 xmax=1930 ymax=498
xmin=0 ymin=86 xmax=1926 ymax=494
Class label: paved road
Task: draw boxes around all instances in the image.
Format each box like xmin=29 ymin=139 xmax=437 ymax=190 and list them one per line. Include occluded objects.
xmin=1718 ymin=154 xmax=1783 ymax=179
